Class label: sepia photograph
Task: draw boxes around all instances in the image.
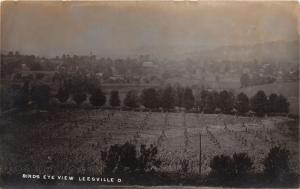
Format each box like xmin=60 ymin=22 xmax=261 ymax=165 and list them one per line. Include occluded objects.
xmin=0 ymin=1 xmax=299 ymax=188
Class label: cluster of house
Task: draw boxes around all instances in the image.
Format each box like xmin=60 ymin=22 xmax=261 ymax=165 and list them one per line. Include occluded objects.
xmin=2 ymin=52 xmax=297 ymax=94
xmin=1 ymin=53 xmax=162 ymax=89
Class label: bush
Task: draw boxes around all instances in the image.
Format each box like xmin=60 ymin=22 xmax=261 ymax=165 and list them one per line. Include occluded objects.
xmin=180 ymin=159 xmax=189 ymax=174
xmin=209 ymin=153 xmax=253 ymax=185
xmin=209 ymin=155 xmax=234 ymax=181
xmin=263 ymin=146 xmax=290 ymax=183
xmin=232 ymin=153 xmax=253 ymax=178
xmin=101 ymin=142 xmax=161 ymax=174
xmin=138 ymin=144 xmax=161 ymax=173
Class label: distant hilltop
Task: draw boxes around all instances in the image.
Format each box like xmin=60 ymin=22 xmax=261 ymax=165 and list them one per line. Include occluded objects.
xmin=181 ymin=40 xmax=298 ymax=63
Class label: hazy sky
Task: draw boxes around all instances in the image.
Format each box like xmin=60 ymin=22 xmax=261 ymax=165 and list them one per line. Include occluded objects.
xmin=1 ymin=1 xmax=298 ymax=58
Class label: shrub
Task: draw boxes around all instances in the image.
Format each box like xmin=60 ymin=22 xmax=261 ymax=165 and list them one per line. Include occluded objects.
xmin=263 ymin=146 xmax=290 ymax=183
xmin=209 ymin=155 xmax=234 ymax=181
xmin=232 ymin=153 xmax=253 ymax=178
xmin=180 ymin=159 xmax=189 ymax=174
xmin=138 ymin=144 xmax=161 ymax=173
xmin=101 ymin=142 xmax=161 ymax=174
xmin=209 ymin=153 xmax=253 ymax=185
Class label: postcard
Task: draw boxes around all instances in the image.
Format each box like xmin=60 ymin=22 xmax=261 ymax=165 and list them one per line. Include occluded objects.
xmin=0 ymin=1 xmax=299 ymax=188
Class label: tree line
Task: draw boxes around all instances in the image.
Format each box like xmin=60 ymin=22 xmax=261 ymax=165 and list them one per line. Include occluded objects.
xmin=8 ymin=82 xmax=289 ymax=117
xmin=123 ymin=86 xmax=289 ymax=116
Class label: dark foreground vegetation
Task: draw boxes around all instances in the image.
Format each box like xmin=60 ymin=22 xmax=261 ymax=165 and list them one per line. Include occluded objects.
xmin=101 ymin=143 xmax=299 ymax=187
xmin=1 ymin=142 xmax=299 ymax=188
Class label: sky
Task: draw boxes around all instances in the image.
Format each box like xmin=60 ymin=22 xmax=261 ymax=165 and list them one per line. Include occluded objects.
xmin=1 ymin=1 xmax=298 ymax=58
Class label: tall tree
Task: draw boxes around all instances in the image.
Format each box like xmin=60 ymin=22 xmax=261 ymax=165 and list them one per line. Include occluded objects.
xmin=219 ymin=90 xmax=234 ymax=114
xmin=193 ymin=89 xmax=203 ymax=111
xmin=90 ymin=88 xmax=106 ymax=107
xmin=276 ymin=95 xmax=289 ymax=114
xmin=199 ymin=90 xmax=209 ymax=111
xmin=183 ymin=87 xmax=195 ymax=110
xmin=109 ymin=90 xmax=120 ymax=107
xmin=235 ymin=92 xmax=250 ymax=114
xmin=203 ymin=92 xmax=217 ymax=114
xmin=140 ymin=88 xmax=159 ymax=109
xmin=175 ymin=85 xmax=184 ymax=107
xmin=161 ymin=85 xmax=175 ymax=111
xmin=124 ymin=90 xmax=139 ymax=108
xmin=268 ymin=93 xmax=278 ymax=114
xmin=250 ymin=90 xmax=268 ymax=116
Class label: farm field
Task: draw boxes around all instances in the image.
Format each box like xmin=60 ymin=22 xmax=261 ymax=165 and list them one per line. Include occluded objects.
xmin=0 ymin=109 xmax=299 ymax=177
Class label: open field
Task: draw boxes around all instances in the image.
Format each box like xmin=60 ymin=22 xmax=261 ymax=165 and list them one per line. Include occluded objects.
xmin=0 ymin=109 xmax=299 ymax=177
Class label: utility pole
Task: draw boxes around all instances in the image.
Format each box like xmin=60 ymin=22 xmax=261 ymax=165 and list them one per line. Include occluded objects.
xmin=199 ymin=132 xmax=202 ymax=176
